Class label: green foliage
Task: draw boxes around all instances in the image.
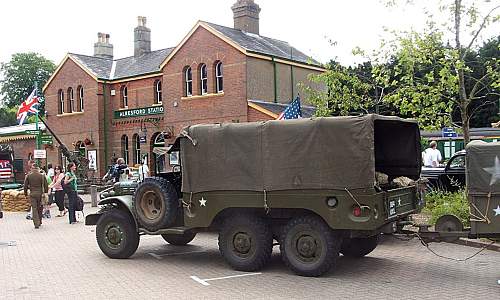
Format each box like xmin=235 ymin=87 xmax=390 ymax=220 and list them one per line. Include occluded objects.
xmin=0 ymin=52 xmax=55 ymax=108
xmin=0 ymin=106 xmax=18 ymax=127
xmin=423 ymin=190 xmax=470 ymax=226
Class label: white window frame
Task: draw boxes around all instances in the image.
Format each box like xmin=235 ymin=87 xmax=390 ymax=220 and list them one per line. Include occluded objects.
xmin=134 ymin=134 xmax=141 ymax=165
xmin=155 ymin=80 xmax=162 ymax=104
xmin=58 ymin=90 xmax=64 ymax=114
xmin=122 ymin=86 xmax=128 ymax=108
xmin=185 ymin=67 xmax=192 ymax=97
xmin=215 ymin=62 xmax=223 ymax=93
xmin=122 ymin=135 xmax=129 ymax=165
xmin=79 ymin=86 xmax=84 ymax=112
xmin=68 ymin=87 xmax=74 ymax=113
xmin=200 ymin=64 xmax=208 ymax=95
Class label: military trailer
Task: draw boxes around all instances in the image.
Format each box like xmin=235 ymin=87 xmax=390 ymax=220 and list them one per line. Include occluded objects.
xmin=86 ymin=115 xmax=425 ymax=276
xmin=417 ymin=141 xmax=500 ymax=242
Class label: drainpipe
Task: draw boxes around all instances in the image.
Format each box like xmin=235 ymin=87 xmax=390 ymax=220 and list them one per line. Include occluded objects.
xmin=103 ymin=83 xmax=109 ymax=169
xmin=290 ymin=48 xmax=294 ymax=99
xmin=272 ymin=56 xmax=278 ymax=103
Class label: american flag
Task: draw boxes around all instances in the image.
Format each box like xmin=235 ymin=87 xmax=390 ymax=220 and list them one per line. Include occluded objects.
xmin=277 ymin=96 xmax=302 ymax=120
xmin=0 ymin=159 xmax=12 ymax=179
xmin=16 ymin=89 xmax=39 ymax=125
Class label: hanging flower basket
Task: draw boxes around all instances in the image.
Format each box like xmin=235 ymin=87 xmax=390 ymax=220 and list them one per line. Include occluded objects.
xmin=84 ymin=138 xmax=93 ymax=145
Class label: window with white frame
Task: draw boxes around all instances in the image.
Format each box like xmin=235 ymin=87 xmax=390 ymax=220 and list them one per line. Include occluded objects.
xmin=78 ymin=86 xmax=84 ymax=111
xmin=121 ymin=86 xmax=128 ymax=108
xmin=68 ymin=87 xmax=74 ymax=113
xmin=58 ymin=90 xmax=64 ymax=114
xmin=185 ymin=67 xmax=193 ymax=97
xmin=133 ymin=134 xmax=141 ymax=165
xmin=155 ymin=80 xmax=162 ymax=104
xmin=200 ymin=64 xmax=208 ymax=95
xmin=215 ymin=61 xmax=223 ymax=93
xmin=121 ymin=135 xmax=129 ymax=164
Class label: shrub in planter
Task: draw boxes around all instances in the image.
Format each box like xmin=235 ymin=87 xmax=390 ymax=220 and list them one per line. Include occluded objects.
xmin=423 ymin=189 xmax=469 ymax=227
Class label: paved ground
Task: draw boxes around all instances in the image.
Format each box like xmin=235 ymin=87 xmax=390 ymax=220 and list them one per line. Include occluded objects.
xmin=1 ymin=205 xmax=499 ymax=300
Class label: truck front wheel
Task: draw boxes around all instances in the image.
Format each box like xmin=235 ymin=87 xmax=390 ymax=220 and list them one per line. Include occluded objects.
xmin=96 ymin=209 xmax=139 ymax=259
xmin=218 ymin=214 xmax=273 ymax=272
xmin=161 ymin=231 xmax=197 ymax=246
xmin=280 ymin=215 xmax=341 ymax=277
xmin=340 ymin=235 xmax=379 ymax=258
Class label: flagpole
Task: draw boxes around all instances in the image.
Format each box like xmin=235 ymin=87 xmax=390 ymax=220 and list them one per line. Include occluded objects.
xmin=35 ymin=81 xmax=40 ymax=166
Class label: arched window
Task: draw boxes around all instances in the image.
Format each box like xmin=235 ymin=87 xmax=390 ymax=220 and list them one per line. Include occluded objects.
xmin=121 ymin=86 xmax=128 ymax=108
xmin=77 ymin=86 xmax=84 ymax=112
xmin=154 ymin=80 xmax=162 ymax=104
xmin=58 ymin=90 xmax=64 ymax=114
xmin=199 ymin=64 xmax=208 ymax=95
xmin=121 ymin=135 xmax=129 ymax=164
xmin=132 ymin=134 xmax=141 ymax=165
xmin=184 ymin=66 xmax=193 ymax=97
xmin=67 ymin=87 xmax=74 ymax=113
xmin=215 ymin=61 xmax=223 ymax=93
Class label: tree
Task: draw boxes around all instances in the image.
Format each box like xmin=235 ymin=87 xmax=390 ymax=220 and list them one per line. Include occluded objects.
xmin=379 ymin=0 xmax=499 ymax=143
xmin=0 ymin=52 xmax=55 ymax=109
xmin=0 ymin=107 xmax=18 ymax=127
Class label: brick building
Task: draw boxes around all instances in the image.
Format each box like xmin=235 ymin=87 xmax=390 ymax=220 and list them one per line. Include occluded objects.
xmin=42 ymin=0 xmax=324 ymax=176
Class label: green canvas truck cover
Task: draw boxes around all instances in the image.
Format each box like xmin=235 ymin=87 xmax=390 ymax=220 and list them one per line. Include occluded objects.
xmin=178 ymin=114 xmax=421 ymax=193
xmin=466 ymin=141 xmax=500 ymax=194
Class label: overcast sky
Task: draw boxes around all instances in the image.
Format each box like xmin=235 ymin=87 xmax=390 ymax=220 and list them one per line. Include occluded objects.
xmin=0 ymin=0 xmax=498 ymax=67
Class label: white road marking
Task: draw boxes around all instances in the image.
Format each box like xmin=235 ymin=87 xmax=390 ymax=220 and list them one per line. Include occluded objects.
xmin=190 ymin=272 xmax=262 ymax=286
xmin=148 ymin=250 xmax=207 ymax=260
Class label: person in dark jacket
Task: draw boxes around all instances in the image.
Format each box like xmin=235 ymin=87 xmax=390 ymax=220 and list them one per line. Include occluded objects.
xmin=24 ymin=163 xmax=48 ymax=229
xmin=64 ymin=162 xmax=79 ymax=224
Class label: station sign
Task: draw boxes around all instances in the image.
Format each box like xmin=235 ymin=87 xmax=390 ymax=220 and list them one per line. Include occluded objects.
xmin=25 ymin=130 xmax=40 ymax=135
xmin=442 ymin=127 xmax=458 ymax=138
xmin=114 ymin=106 xmax=164 ymax=119
xmin=34 ymin=149 xmax=46 ymax=159
xmin=40 ymin=135 xmax=53 ymax=145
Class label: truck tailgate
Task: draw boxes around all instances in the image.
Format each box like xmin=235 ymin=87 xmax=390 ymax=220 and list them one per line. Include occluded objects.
xmin=384 ymin=186 xmax=419 ymax=220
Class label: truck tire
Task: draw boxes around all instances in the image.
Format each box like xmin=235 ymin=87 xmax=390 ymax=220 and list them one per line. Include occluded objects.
xmin=161 ymin=231 xmax=197 ymax=246
xmin=280 ymin=215 xmax=341 ymax=277
xmin=218 ymin=214 xmax=273 ymax=272
xmin=96 ymin=209 xmax=139 ymax=259
xmin=134 ymin=177 xmax=178 ymax=231
xmin=340 ymin=235 xmax=379 ymax=257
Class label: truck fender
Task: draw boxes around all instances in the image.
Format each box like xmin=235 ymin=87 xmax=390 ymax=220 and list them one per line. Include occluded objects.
xmin=86 ymin=196 xmax=138 ymax=230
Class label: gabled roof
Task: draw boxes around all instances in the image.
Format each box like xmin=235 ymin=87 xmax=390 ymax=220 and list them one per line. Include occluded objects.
xmin=71 ymin=48 xmax=174 ymax=80
xmin=248 ymin=99 xmax=316 ymax=118
xmin=161 ymin=21 xmax=324 ymax=71
xmin=205 ymin=22 xmax=320 ymax=66
xmin=70 ymin=54 xmax=113 ymax=79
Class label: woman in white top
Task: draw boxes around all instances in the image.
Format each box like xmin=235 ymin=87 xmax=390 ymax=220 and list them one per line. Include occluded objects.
xmin=49 ymin=166 xmax=66 ymax=217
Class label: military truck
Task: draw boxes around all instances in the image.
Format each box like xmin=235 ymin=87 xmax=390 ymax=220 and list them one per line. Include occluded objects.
xmin=86 ymin=115 xmax=425 ymax=276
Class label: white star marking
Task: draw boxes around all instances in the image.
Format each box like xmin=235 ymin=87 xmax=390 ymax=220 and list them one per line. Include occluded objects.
xmin=199 ymin=197 xmax=207 ymax=207
xmin=493 ymin=205 xmax=500 ymax=217
xmin=483 ymin=156 xmax=500 ymax=186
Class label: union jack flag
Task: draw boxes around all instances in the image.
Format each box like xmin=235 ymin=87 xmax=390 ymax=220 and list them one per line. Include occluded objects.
xmin=277 ymin=96 xmax=302 ymax=120
xmin=16 ymin=89 xmax=39 ymax=125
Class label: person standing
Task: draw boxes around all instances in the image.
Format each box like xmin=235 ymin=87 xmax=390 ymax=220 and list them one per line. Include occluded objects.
xmin=42 ymin=169 xmax=53 ymax=218
xmin=49 ymin=166 xmax=66 ymax=217
xmin=23 ymin=163 xmax=48 ymax=229
xmin=64 ymin=163 xmax=78 ymax=224
xmin=423 ymin=141 xmax=442 ymax=167
xmin=138 ymin=156 xmax=150 ymax=182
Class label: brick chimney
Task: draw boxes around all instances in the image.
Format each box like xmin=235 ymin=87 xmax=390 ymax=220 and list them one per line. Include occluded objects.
xmin=232 ymin=0 xmax=261 ymax=35
xmin=134 ymin=16 xmax=151 ymax=56
xmin=93 ymin=33 xmax=113 ymax=59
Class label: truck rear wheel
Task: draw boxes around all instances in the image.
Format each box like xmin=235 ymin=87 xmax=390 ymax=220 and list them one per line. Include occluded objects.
xmin=340 ymin=235 xmax=379 ymax=257
xmin=218 ymin=214 xmax=273 ymax=272
xmin=280 ymin=215 xmax=341 ymax=277
xmin=134 ymin=177 xmax=178 ymax=231
xmin=161 ymin=231 xmax=197 ymax=246
xmin=96 ymin=209 xmax=139 ymax=259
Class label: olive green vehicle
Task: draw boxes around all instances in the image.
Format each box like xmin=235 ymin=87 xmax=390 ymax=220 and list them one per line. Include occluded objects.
xmin=86 ymin=115 xmax=425 ymax=277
